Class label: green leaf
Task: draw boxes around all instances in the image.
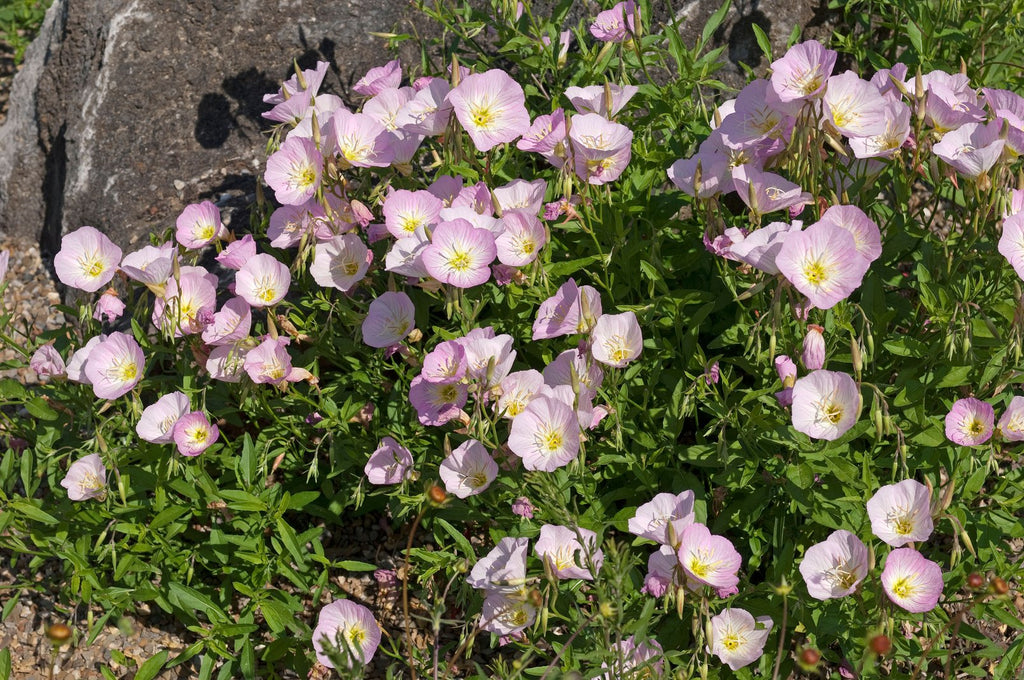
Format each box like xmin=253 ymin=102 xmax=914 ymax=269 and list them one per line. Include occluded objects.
xmin=333 ymin=560 xmax=378 ymax=572
xmin=167 ymin=583 xmax=223 ymax=623
xmin=701 ymin=0 xmax=731 ymax=47
xmin=994 ymin=635 xmax=1024 ymax=680
xmin=0 ymin=648 xmax=10 ymax=680
xmin=219 ymin=489 xmax=267 ymax=512
xmin=434 ymin=517 xmax=476 ymax=558
xmin=274 ymin=517 xmax=306 ymax=566
xmin=260 ymin=599 xmax=293 ymax=634
xmin=10 ymin=500 xmax=58 ymax=525
xmin=134 ymin=650 xmax=168 ymax=680
xmin=750 ymin=22 xmax=772 ymax=61
xmin=546 ymin=254 xmax=603 ymax=277
xmin=23 ymin=397 xmax=57 ymax=421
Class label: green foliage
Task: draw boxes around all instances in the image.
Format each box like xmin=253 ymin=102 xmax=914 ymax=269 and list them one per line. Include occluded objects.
xmin=0 ymin=0 xmax=51 ymax=64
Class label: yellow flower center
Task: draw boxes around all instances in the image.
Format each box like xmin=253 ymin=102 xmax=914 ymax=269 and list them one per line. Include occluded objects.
xmin=468 ymin=470 xmax=489 ymax=488
xmin=891 ymin=576 xmax=916 ymax=599
xmin=110 ymin=357 xmax=138 ymax=383
xmin=195 ymin=222 xmax=215 ymax=242
xmin=822 ymin=401 xmax=844 ymax=424
xmin=966 ymin=418 xmax=985 ymax=435
xmin=803 ymin=260 xmax=828 ymax=286
xmin=722 ymin=634 xmax=741 ymax=651
xmin=79 ymin=254 xmax=106 ymax=279
xmin=448 ymin=250 xmax=472 ymax=272
xmin=343 ymin=261 xmax=360 ymax=276
xmin=347 ymin=626 xmax=367 ymax=647
xmin=540 ymin=430 xmax=563 ymax=453
xmin=440 ymin=384 xmax=458 ymax=402
xmin=187 ymin=425 xmax=209 ymax=445
xmin=469 ymin=104 xmax=495 ymax=130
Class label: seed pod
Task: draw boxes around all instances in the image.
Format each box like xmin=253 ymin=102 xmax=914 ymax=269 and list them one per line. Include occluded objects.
xmin=46 ymin=624 xmax=72 ymax=644
xmin=966 ymin=572 xmax=985 ymax=589
xmin=869 ymin=634 xmax=891 ymax=655
xmin=992 ymin=577 xmax=1010 ymax=595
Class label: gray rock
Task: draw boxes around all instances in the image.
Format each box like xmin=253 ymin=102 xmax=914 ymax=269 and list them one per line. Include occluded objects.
xmin=0 ymin=0 xmax=434 ymax=261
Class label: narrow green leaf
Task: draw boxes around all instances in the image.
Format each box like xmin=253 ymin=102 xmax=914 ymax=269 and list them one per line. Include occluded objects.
xmin=750 ymin=22 xmax=772 ymax=61
xmin=0 ymin=648 xmax=11 ymax=680
xmin=701 ymin=0 xmax=731 ymax=47
xmin=434 ymin=517 xmax=475 ymax=558
xmin=134 ymin=650 xmax=168 ymax=680
xmin=10 ymin=500 xmax=58 ymax=525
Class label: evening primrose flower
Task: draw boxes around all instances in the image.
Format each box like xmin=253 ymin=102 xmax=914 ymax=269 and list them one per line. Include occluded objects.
xmin=998 ymin=213 xmax=1024 ymax=280
xmin=153 ymin=269 xmax=218 ymax=337
xmin=421 ymin=340 xmax=467 ymax=385
xmin=543 ymin=349 xmax=604 ymax=402
xmin=790 ymin=369 xmax=861 ymax=441
xmin=727 ymin=220 xmax=801 ymax=274
xmin=30 ymin=344 xmax=66 ymax=378
xmin=801 ymin=325 xmax=826 ymax=370
xmin=776 ymin=221 xmax=871 ymax=310
xmin=568 ymin=113 xmax=634 ymax=185
xmin=408 ymin=376 xmax=468 ymax=426
xmin=310 ymin=234 xmax=370 ymax=292
xmin=136 ymin=391 xmax=190 ymax=444
xmin=495 ymin=209 xmax=547 ymax=266
xmin=497 ymin=370 xmax=545 ymax=420
xmin=243 ymin=336 xmax=295 ymax=385
xmin=468 ymin=537 xmax=529 ymax=592
xmin=717 ymin=80 xmax=798 ymax=150
xmin=422 ymin=219 xmax=497 ymax=288
xmin=731 ymin=165 xmax=810 ymax=216
xmin=589 ymin=0 xmax=637 ymax=42
xmin=866 ymin=479 xmax=934 ymax=547
xmin=439 ymin=439 xmax=498 ymax=498
xmin=709 ymin=608 xmax=773 ymax=671
xmin=235 ymin=253 xmax=291 ymax=308
xmin=119 ymin=242 xmax=175 ymax=285
xmin=93 ymin=290 xmax=126 ymax=323
xmin=172 ymin=411 xmax=219 ymax=456
xmin=600 ymin=636 xmax=664 ymax=680
xmin=677 ymin=523 xmax=742 ymax=591
xmin=516 ymin=108 xmax=568 ymax=168
xmin=383 ymin=189 xmax=443 ymax=238
xmin=447 ymin=69 xmax=531 ymax=152
xmin=364 ymin=436 xmax=413 ymax=485
xmin=535 ymin=524 xmax=603 ymax=580
xmin=816 ymin=204 xmax=883 ymax=263
xmin=933 ymin=120 xmax=1006 ymax=177
xmin=628 ymin=490 xmax=696 ymax=546
xmin=215 ymin=234 xmax=257 ymax=270
xmin=83 ymin=332 xmax=144 ymax=400
xmin=53 ymin=226 xmax=122 ymax=293
xmin=998 ymin=396 xmax=1024 ymax=441
xmin=264 ymin=136 xmax=322 ymax=206
xmin=353 ymin=59 xmax=401 ymax=96
xmin=507 ymin=396 xmax=580 ymax=471
xmin=60 ymin=454 xmax=107 ymax=501
xmin=881 ymin=548 xmax=944 ymax=613
xmin=823 ymin=71 xmax=888 ymax=138
xmin=770 ymin=40 xmax=837 ymax=101
xmin=590 ymin=311 xmax=643 ymax=368
xmin=798 ymin=529 xmax=869 ymax=599
xmin=66 ymin=335 xmax=104 ymax=385
xmin=944 ymin=397 xmax=994 ymax=446
xmin=201 ymin=297 xmax=251 ymax=347
xmin=312 ymin=599 xmax=381 ymax=669
xmin=564 ymin=84 xmax=639 ymax=118
xmin=326 ymin=109 xmax=395 ymax=169
xmin=175 ymin=201 xmax=225 ymax=250
xmin=533 ymin=279 xmax=603 ymax=340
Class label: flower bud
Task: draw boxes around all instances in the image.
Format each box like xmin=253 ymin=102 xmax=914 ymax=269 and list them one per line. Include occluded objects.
xmin=798 ymin=647 xmax=821 ymax=669
xmin=46 ymin=623 xmax=72 ymax=645
xmin=869 ymin=634 xmax=891 ymax=655
xmin=801 ymin=325 xmax=825 ymax=370
xmin=992 ymin=577 xmax=1010 ymax=595
xmin=427 ymin=484 xmax=447 ymax=504
xmin=966 ymin=572 xmax=985 ymax=589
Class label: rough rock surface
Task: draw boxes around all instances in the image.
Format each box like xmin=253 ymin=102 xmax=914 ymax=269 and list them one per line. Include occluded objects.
xmin=0 ymin=0 xmax=436 ymax=262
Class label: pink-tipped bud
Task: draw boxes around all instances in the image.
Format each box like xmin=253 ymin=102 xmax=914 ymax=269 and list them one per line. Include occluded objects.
xmin=801 ymin=325 xmax=826 ymax=370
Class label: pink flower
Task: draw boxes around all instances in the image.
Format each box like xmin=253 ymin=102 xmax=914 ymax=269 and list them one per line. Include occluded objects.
xmin=312 ymin=599 xmax=381 ymax=668
xmin=421 ymin=340 xmax=467 ymax=385
xmin=53 ymin=226 xmax=122 ymax=293
xmin=235 ymin=253 xmax=291 ymax=308
xmin=801 ymin=325 xmax=825 ymax=370
xmin=998 ymin=213 xmax=1024 ymax=280
xmin=775 ymin=355 xmax=797 ymax=385
xmin=439 ymin=439 xmax=498 ymax=498
xmin=944 ymin=397 xmax=994 ymax=446
xmin=727 ymin=220 xmax=801 ymax=274
xmin=60 ymin=453 xmax=107 ymax=501
xmin=468 ymin=537 xmax=529 ymax=593
xmin=642 ymin=545 xmax=680 ymax=597
xmin=517 ymin=109 xmax=568 ymax=167
xmin=933 ymin=120 xmax=1006 ymax=177
xmin=709 ymin=608 xmax=773 ymax=671
xmin=310 ymin=234 xmax=370 ymax=292
xmin=447 ymin=69 xmax=531 ymax=152
xmin=264 ymin=136 xmax=323 ymax=205
xmin=83 ymin=332 xmax=144 ymax=400
xmin=263 ymin=61 xmax=329 ymax=106
xmin=866 ymin=479 xmax=934 ymax=547
xmin=676 ymin=523 xmax=742 ymax=591
xmin=153 ymin=269 xmax=218 ymax=337
xmin=326 ymin=109 xmax=395 ymax=168
xmin=816 ymin=204 xmax=882 ymax=263
xmin=422 ymin=219 xmax=496 ymax=288
xmin=533 ymin=279 xmax=603 ymax=340
xmin=201 ymin=297 xmax=251 ymax=347
xmin=568 ymin=113 xmax=633 ymax=185
xmin=395 ymin=78 xmax=453 ymax=136
xmin=732 ymin=165 xmax=810 ymax=217
xmin=776 ymin=221 xmax=870 ymax=309
xmin=717 ymin=80 xmax=798 ymax=150
xmin=492 ymin=179 xmax=547 ymax=215
xmin=362 ymin=292 xmax=415 ymax=348
xmin=364 ymin=436 xmax=413 ymax=485
xmin=543 ymin=349 xmax=604 ymax=401
xmin=383 ymin=189 xmax=443 ymax=238
xmin=172 ymin=411 xmax=220 ymax=456
xmin=216 ymin=235 xmax=257 ymax=270
xmin=66 ymin=335 xmax=104 ymax=385
xmin=589 ymin=0 xmax=637 ymax=42
xmin=770 ymin=40 xmax=837 ymax=101
xmin=353 ymin=59 xmax=401 ymax=96
xmin=601 ymin=637 xmax=663 ymax=680
xmin=119 ymin=242 xmax=175 ymax=285
xmin=385 ymin=228 xmax=431 ymax=278
xmin=30 ymin=344 xmax=66 ymax=378
xmin=175 ymin=201 xmax=225 ymax=250
xmin=998 ymin=396 xmax=1024 ymax=441
xmin=267 ymin=202 xmax=320 ymax=249
xmin=497 ymin=370 xmax=545 ymax=420
xmin=564 ymin=84 xmax=638 ymax=118
xmin=881 ymin=548 xmax=943 ymax=613
xmin=206 ymin=340 xmax=252 ymax=383
xmin=791 ymin=370 xmax=860 ymax=440
xmin=495 ymin=209 xmax=547 ymax=266
xmin=535 ymin=524 xmax=603 ymax=580
xmin=507 ymin=396 xmax=580 ymax=471
xmin=668 ymin=150 xmax=731 ymax=198
xmin=590 ymin=311 xmax=643 ymax=368
xmin=511 ymin=497 xmax=534 ymax=519
xmin=136 ymin=391 xmax=190 ymax=444
xmin=849 ymin=99 xmax=912 ymax=159
xmin=408 ymin=376 xmax=467 ymax=426
xmin=243 ymin=336 xmax=295 ymax=385
xmin=628 ymin=491 xmax=696 ymax=546
xmin=480 ymin=590 xmax=537 ymax=636
xmin=93 ymin=290 xmax=126 ymax=323
xmin=460 ymin=329 xmax=517 ymax=390
xmin=798 ymin=529 xmax=869 ymax=599
xmin=823 ymin=71 xmax=888 ymax=138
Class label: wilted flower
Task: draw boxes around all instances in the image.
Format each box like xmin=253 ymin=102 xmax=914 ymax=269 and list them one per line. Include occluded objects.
xmin=709 ymin=608 xmax=773 ymax=670
xmin=83 ymin=332 xmax=145 ymax=400
xmin=511 ymin=496 xmax=534 ymax=519
xmin=136 ymin=391 xmax=190 ymax=444
xmin=422 ymin=219 xmax=497 ymax=288
xmin=30 ymin=344 xmax=66 ymax=378
xmin=535 ymin=524 xmax=603 ymax=580
xmin=312 ymin=599 xmax=382 ymax=669
xmin=507 ymin=396 xmax=580 ymax=471
xmin=364 ymin=436 xmax=413 ymax=485
xmin=590 ymin=311 xmax=643 ymax=368
xmin=998 ymin=396 xmax=1024 ymax=441
xmin=790 ymin=370 xmax=861 ymax=440
xmin=53 ymin=226 xmax=122 ymax=293
xmin=677 ymin=523 xmax=742 ymax=591
xmin=944 ymin=397 xmax=994 ymax=446
xmin=447 ymin=69 xmax=530 ymax=152
xmin=628 ymin=490 xmax=696 ymax=545
xmin=881 ymin=548 xmax=943 ymax=613
xmin=362 ymin=292 xmax=415 ymax=348
xmin=175 ymin=201 xmax=225 ymax=250
xmin=60 ymin=453 xmax=107 ymax=501
xmin=172 ymin=411 xmax=220 ymax=456
xmin=533 ymin=279 xmax=603 ymax=340
xmin=799 ymin=529 xmax=869 ymax=599
xmin=235 ymin=253 xmax=291 ymax=308
xmin=439 ymin=439 xmax=498 ymax=498
xmin=866 ymin=479 xmax=934 ymax=547
xmin=264 ymin=136 xmax=323 ymax=205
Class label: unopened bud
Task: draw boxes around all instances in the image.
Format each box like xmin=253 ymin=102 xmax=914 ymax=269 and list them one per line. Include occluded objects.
xmin=427 ymin=484 xmax=447 ymax=504
xmin=966 ymin=572 xmax=985 ymax=589
xmin=528 ymin=588 xmax=544 ymax=608
xmin=992 ymin=577 xmax=1009 ymax=595
xmin=798 ymin=647 xmax=821 ymax=668
xmin=46 ymin=623 xmax=72 ymax=644
xmin=869 ymin=634 xmax=891 ymax=655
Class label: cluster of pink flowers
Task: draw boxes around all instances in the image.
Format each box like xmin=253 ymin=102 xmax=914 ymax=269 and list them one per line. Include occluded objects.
xmin=137 ymin=391 xmax=220 ymax=457
xmin=945 ymin=395 xmax=1024 ymax=445
xmin=800 ymin=479 xmax=943 ymax=613
xmin=773 ymin=336 xmax=862 ymax=440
